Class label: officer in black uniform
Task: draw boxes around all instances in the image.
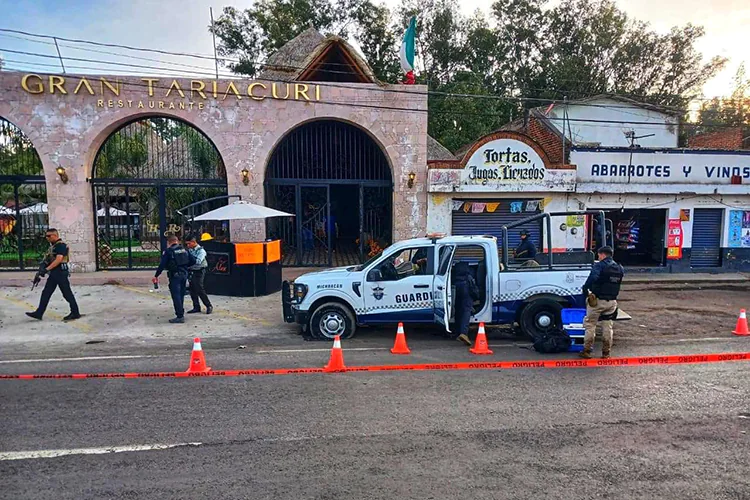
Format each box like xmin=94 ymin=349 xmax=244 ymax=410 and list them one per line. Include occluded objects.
xmin=451 ymin=261 xmax=476 ymax=346
xmin=515 ymin=230 xmax=537 ymax=260
xmin=26 ymin=228 xmax=81 ymax=321
xmin=580 ymin=246 xmax=624 ymax=359
xmin=152 ymin=234 xmax=192 ymax=323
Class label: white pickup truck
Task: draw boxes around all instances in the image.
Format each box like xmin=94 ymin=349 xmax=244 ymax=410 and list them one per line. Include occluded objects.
xmin=282 ymin=211 xmax=617 ymax=340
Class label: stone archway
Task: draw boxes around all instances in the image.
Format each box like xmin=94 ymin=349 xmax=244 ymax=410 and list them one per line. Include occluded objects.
xmin=0 ymin=117 xmax=49 ymax=269
xmin=90 ymin=116 xmax=227 ymax=269
xmin=265 ymin=119 xmax=393 ymax=266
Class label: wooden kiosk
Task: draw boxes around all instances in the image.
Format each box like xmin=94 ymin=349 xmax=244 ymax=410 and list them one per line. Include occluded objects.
xmin=202 ymin=239 xmax=283 ymax=297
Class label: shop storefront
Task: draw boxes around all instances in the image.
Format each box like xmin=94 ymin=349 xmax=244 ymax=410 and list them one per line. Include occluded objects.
xmin=426 ymin=131 xmax=576 ymax=255
xmin=571 ymin=147 xmax=750 ymax=272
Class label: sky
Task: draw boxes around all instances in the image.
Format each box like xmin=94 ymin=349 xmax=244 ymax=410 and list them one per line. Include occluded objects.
xmin=0 ymin=0 xmax=747 ymax=98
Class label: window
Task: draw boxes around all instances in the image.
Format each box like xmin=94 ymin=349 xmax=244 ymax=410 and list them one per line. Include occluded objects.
xmin=372 ymin=246 xmax=432 ymax=281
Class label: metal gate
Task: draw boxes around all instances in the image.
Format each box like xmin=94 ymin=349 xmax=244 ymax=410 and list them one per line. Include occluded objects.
xmin=451 ymin=199 xmax=543 ymax=254
xmin=91 ymin=117 xmax=227 ymax=270
xmin=691 ymin=208 xmax=723 ymax=268
xmin=0 ymin=117 xmax=49 ymax=270
xmin=265 ymin=120 xmax=393 ymax=267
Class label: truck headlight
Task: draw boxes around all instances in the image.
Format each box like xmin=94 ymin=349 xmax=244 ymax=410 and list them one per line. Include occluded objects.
xmin=294 ymin=283 xmax=308 ymax=303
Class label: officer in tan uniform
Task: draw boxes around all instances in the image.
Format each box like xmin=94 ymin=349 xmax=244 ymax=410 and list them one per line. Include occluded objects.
xmin=580 ymin=246 xmax=624 ymax=359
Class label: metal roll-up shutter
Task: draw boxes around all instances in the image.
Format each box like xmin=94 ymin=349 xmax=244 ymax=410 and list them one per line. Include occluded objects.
xmin=690 ymin=208 xmax=723 ymax=268
xmin=451 ymin=199 xmax=543 ymax=251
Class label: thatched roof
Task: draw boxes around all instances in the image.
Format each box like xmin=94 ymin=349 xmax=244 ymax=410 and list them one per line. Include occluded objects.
xmin=427 ymin=135 xmax=456 ymax=161
xmin=259 ymin=26 xmax=379 ymax=84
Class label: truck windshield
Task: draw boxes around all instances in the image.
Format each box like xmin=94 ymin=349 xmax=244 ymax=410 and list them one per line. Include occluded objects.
xmin=354 ymin=251 xmax=384 ymax=271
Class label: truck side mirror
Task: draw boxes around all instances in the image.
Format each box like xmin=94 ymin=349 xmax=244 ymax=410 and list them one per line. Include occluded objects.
xmin=367 ymin=268 xmax=383 ymax=282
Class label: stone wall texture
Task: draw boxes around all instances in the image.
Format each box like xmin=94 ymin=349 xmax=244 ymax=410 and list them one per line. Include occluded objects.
xmin=0 ymin=73 xmax=428 ymax=271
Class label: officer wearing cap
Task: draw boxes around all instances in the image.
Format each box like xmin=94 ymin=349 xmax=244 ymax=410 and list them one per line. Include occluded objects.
xmin=580 ymin=246 xmax=624 ymax=359
xmin=515 ymin=229 xmax=537 ymax=259
xmin=152 ymin=234 xmax=193 ymax=323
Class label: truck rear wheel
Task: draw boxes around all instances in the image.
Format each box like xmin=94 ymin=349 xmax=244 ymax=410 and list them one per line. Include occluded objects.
xmin=309 ymin=302 xmax=357 ymax=340
xmin=519 ymin=299 xmax=563 ymax=342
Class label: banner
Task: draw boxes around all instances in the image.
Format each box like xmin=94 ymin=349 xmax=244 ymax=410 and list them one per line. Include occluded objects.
xmin=667 ymin=219 xmax=683 ymax=259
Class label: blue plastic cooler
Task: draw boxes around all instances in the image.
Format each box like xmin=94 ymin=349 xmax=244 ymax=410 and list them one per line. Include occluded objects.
xmin=561 ymin=308 xmax=586 ymax=352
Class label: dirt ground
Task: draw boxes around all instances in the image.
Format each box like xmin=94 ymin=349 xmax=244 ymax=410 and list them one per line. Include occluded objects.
xmin=0 ymin=281 xmax=748 ymax=358
xmin=612 ymin=282 xmax=749 ymax=339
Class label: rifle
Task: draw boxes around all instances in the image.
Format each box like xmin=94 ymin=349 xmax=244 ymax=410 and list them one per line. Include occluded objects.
xmin=31 ymin=261 xmax=47 ymax=291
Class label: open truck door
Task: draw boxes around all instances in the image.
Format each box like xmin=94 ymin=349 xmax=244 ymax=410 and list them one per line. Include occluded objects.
xmin=433 ymin=244 xmax=455 ymax=331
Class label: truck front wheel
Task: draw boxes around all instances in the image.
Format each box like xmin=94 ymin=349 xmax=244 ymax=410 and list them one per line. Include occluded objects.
xmin=309 ymin=302 xmax=357 ymax=340
xmin=519 ymin=299 xmax=563 ymax=342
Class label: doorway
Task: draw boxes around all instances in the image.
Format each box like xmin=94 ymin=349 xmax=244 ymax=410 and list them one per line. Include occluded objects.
xmin=91 ymin=117 xmax=227 ymax=270
xmin=598 ymin=209 xmax=667 ymax=266
xmin=265 ymin=120 xmax=393 ymax=267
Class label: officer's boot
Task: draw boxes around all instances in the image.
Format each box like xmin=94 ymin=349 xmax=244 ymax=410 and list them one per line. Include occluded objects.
xmin=579 ymin=342 xmax=593 ymax=359
xmin=602 ymin=341 xmax=612 ymax=359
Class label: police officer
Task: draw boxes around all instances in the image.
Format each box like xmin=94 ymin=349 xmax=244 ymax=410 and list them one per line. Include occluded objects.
xmin=152 ymin=234 xmax=192 ymax=323
xmin=515 ymin=230 xmax=537 ymax=259
xmin=26 ymin=228 xmax=81 ymax=321
xmin=580 ymin=246 xmax=624 ymax=359
xmin=185 ymin=234 xmax=213 ymax=315
xmin=451 ymin=261 xmax=476 ymax=346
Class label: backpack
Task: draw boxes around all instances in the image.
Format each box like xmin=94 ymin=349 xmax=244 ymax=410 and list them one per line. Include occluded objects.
xmin=533 ymin=328 xmax=572 ymax=354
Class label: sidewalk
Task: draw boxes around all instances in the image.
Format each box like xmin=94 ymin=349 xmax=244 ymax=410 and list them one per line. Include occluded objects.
xmin=0 ymin=269 xmax=747 ymax=288
xmin=0 ymin=268 xmax=319 ymax=287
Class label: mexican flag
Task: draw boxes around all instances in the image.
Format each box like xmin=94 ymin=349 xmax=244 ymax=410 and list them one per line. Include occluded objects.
xmin=399 ymin=16 xmax=416 ymax=84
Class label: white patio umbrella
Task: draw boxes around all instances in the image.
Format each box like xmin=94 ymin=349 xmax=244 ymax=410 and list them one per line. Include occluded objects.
xmin=19 ymin=202 xmax=48 ymax=214
xmin=0 ymin=206 xmax=14 ymax=215
xmin=97 ymin=207 xmax=134 ymax=217
xmin=193 ymin=200 xmax=293 ymax=221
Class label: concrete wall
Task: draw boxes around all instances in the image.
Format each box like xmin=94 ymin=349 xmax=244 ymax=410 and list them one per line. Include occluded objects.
xmin=0 ymin=72 xmax=428 ymax=271
xmin=547 ymin=98 xmax=678 ymax=148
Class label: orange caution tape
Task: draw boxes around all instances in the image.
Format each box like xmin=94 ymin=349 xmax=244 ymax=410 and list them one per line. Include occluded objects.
xmin=0 ymin=352 xmax=748 ymax=381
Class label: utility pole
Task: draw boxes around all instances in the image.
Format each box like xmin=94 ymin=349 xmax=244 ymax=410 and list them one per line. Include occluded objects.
xmin=624 ymin=131 xmax=655 ymax=183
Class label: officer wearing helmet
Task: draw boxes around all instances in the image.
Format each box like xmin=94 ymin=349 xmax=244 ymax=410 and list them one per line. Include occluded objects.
xmin=515 ymin=229 xmax=537 ymax=260
xmin=152 ymin=234 xmax=194 ymax=323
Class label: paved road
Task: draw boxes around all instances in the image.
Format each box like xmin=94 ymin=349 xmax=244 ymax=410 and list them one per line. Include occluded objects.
xmin=2 ymin=338 xmax=749 ymax=500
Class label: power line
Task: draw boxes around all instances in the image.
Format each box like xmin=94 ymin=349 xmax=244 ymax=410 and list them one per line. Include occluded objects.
xmin=1 ymin=65 xmax=741 ymax=130
xmin=2 ymin=26 xmax=746 ymax=106
xmin=0 ymin=46 xmax=698 ymax=117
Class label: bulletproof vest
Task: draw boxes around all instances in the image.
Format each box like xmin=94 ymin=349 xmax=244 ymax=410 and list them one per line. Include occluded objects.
xmin=592 ymin=259 xmax=623 ymax=300
xmin=167 ymin=245 xmax=190 ymax=273
xmin=45 ymin=240 xmax=70 ymax=266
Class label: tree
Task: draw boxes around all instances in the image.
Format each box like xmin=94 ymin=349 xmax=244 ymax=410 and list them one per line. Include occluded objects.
xmin=694 ymin=64 xmax=750 ymax=137
xmin=211 ymin=1 xmax=349 ymax=77
xmin=212 ymin=0 xmax=727 ymax=152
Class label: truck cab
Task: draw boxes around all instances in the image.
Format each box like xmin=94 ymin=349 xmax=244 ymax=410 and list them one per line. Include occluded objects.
xmin=283 ymin=211 xmax=613 ymax=341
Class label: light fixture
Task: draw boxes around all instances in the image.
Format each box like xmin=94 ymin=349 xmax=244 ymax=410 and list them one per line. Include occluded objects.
xmin=56 ymin=166 xmax=69 ymax=183
xmin=240 ymin=168 xmax=250 ymax=186
xmin=407 ymin=172 xmax=416 ymax=189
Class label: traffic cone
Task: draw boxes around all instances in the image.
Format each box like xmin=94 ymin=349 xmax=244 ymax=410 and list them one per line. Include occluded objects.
xmin=732 ymin=309 xmax=750 ymax=336
xmin=324 ymin=335 xmax=346 ymax=372
xmin=469 ymin=323 xmax=493 ymax=355
xmin=186 ymin=337 xmax=211 ymax=373
xmin=391 ymin=322 xmax=411 ymax=355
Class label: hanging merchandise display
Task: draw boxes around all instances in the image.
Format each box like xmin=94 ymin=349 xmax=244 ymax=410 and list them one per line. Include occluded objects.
xmin=616 ymin=217 xmax=640 ymax=251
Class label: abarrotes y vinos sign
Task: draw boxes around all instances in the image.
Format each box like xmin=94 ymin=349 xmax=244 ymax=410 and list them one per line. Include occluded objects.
xmin=572 ymin=148 xmax=750 ymax=185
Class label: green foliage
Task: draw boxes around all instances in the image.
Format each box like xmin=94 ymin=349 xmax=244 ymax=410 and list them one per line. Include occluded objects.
xmin=211 ymin=0 xmax=725 ymax=152
xmin=695 ymin=64 xmax=750 ymax=133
